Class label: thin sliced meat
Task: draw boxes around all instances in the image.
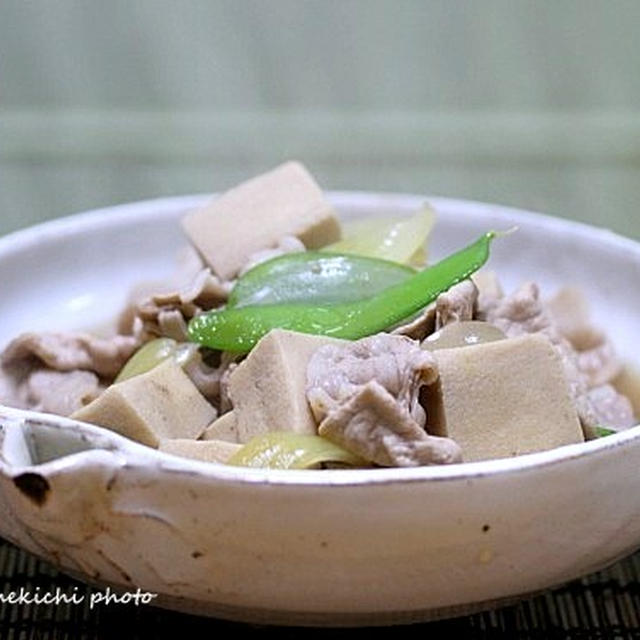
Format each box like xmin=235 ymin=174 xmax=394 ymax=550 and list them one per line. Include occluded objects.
xmin=435 ymin=279 xmax=478 ymax=329
xmin=307 ymin=333 xmax=438 ymax=428
xmin=135 ymin=268 xmax=231 ymax=341
xmin=318 ymin=381 xmax=462 ymax=467
xmin=392 ymin=304 xmax=436 ymax=341
xmin=307 ymin=333 xmax=460 ymax=466
xmin=0 ymin=331 xmax=139 ymax=417
xmin=480 ymin=281 xmax=633 ymax=432
xmin=2 ymin=332 xmax=139 ymax=379
xmin=26 ymin=369 xmax=103 ymax=416
xmin=393 ymin=279 xmax=477 ymax=341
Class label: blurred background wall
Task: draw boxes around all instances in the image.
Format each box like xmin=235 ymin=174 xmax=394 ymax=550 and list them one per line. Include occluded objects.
xmin=1 ymin=0 xmax=639 ymax=237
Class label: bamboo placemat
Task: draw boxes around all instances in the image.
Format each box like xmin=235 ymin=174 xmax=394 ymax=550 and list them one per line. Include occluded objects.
xmin=2 ymin=540 xmax=640 ymax=639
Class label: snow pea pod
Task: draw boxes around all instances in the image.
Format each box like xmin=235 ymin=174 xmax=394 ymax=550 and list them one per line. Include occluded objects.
xmin=188 ymin=231 xmax=498 ymax=353
xmin=228 ymin=252 xmax=415 ymax=308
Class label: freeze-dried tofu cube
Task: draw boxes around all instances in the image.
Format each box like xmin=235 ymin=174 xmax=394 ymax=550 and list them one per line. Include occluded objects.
xmin=158 ymin=438 xmax=241 ymax=464
xmin=72 ymin=360 xmax=215 ymax=447
xmin=423 ymin=334 xmax=583 ymax=461
xmin=200 ymin=411 xmax=239 ymax=443
xmin=228 ymin=329 xmax=344 ymax=442
xmin=182 ymin=161 xmax=341 ymax=280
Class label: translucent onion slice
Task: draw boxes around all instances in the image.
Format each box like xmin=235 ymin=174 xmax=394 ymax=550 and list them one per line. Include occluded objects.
xmin=323 ymin=203 xmax=436 ymax=265
xmin=228 ymin=432 xmax=367 ymax=469
xmin=114 ymin=338 xmax=198 ymax=383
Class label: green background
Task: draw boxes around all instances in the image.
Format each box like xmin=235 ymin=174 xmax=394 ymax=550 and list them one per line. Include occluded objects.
xmin=1 ymin=0 xmax=639 ymax=237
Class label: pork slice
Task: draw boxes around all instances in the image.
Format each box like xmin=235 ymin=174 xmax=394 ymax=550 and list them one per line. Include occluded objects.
xmin=0 ymin=331 xmax=140 ymax=417
xmin=546 ymin=289 xmax=622 ymax=388
xmin=1 ymin=332 xmax=139 ymax=379
xmin=307 ymin=333 xmax=438 ymax=427
xmin=307 ymin=333 xmax=460 ymax=466
xmin=26 ymin=369 xmax=103 ymax=416
xmin=391 ymin=304 xmax=436 ymax=341
xmin=585 ymin=385 xmax=635 ymax=431
xmin=393 ymin=279 xmax=478 ymax=341
xmin=479 ymin=281 xmax=553 ymax=337
xmin=218 ymin=353 xmax=240 ymax=414
xmin=0 ymin=361 xmax=29 ymax=409
xmin=181 ymin=348 xmax=240 ymax=409
xmin=117 ymin=245 xmax=207 ymax=335
xmin=435 ymin=279 xmax=478 ymax=329
xmin=575 ymin=328 xmax=622 ymax=388
xmin=481 ymin=281 xmax=633 ymax=432
xmin=136 ymin=268 xmax=231 ymax=341
xmin=318 ymin=381 xmax=462 ymax=467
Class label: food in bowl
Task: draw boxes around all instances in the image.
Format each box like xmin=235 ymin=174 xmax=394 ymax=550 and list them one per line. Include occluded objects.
xmin=0 ymin=162 xmax=636 ymax=469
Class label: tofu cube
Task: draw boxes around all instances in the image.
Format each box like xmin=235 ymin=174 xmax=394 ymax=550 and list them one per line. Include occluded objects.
xmin=423 ymin=334 xmax=584 ymax=461
xmin=158 ymin=439 xmax=241 ymax=464
xmin=200 ymin=411 xmax=239 ymax=443
xmin=228 ymin=329 xmax=343 ymax=442
xmin=182 ymin=161 xmax=341 ymax=280
xmin=72 ymin=360 xmax=216 ymax=447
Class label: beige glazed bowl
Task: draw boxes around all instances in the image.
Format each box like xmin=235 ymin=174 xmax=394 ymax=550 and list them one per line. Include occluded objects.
xmin=1 ymin=193 xmax=640 ymax=627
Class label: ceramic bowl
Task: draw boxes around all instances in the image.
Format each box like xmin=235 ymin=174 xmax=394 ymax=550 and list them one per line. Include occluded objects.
xmin=1 ymin=193 xmax=640 ymax=627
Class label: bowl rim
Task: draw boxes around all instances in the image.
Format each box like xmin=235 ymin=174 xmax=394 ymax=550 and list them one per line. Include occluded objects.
xmin=1 ymin=191 xmax=639 ymax=487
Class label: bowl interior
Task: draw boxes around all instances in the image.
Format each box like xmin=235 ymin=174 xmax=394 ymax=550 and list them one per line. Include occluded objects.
xmin=1 ymin=191 xmax=640 ymax=481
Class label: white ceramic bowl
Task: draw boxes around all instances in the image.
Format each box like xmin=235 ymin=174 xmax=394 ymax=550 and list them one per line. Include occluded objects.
xmin=1 ymin=193 xmax=640 ymax=627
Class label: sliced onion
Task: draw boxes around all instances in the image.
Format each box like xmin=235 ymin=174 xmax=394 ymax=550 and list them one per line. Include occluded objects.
xmin=324 ymin=204 xmax=436 ymax=265
xmin=228 ymin=432 xmax=367 ymax=469
xmin=114 ymin=338 xmax=198 ymax=383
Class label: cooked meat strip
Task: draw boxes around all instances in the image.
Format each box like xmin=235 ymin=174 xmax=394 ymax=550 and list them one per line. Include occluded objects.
xmin=393 ymin=279 xmax=477 ymax=341
xmin=479 ymin=281 xmax=634 ymax=432
xmin=546 ymin=288 xmax=622 ymax=387
xmin=586 ymin=385 xmax=636 ymax=431
xmin=391 ymin=304 xmax=436 ymax=341
xmin=307 ymin=333 xmax=461 ymax=466
xmin=135 ymin=268 xmax=231 ymax=341
xmin=435 ymin=279 xmax=478 ymax=330
xmin=117 ymin=245 xmax=207 ymax=335
xmin=2 ymin=332 xmax=139 ymax=379
xmin=181 ymin=348 xmax=240 ymax=409
xmin=317 ymin=381 xmax=462 ymax=467
xmin=0 ymin=331 xmax=136 ymax=416
xmin=308 ymin=334 xmax=438 ymax=426
xmin=218 ymin=355 xmax=240 ymax=415
xmin=574 ymin=328 xmax=622 ymax=388
xmin=26 ymin=369 xmax=103 ymax=416
xmin=0 ymin=362 xmax=28 ymax=409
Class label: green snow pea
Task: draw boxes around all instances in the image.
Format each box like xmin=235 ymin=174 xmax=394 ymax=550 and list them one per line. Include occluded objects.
xmin=593 ymin=426 xmax=617 ymax=438
xmin=228 ymin=252 xmax=415 ymax=308
xmin=188 ymin=231 xmax=499 ymax=353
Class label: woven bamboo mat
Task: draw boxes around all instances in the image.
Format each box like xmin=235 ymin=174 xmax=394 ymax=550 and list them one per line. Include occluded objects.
xmin=2 ymin=540 xmax=640 ymax=639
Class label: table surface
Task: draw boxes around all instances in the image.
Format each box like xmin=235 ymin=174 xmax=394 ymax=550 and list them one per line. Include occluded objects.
xmin=2 ymin=540 xmax=640 ymax=639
